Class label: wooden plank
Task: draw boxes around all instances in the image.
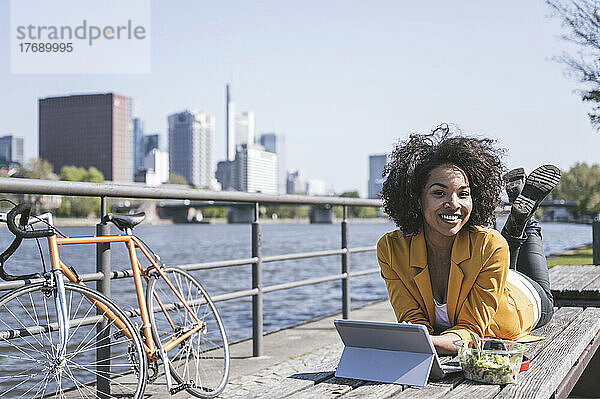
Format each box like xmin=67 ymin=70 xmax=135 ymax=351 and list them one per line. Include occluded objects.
xmin=548 ymin=265 xmax=568 ymax=284
xmin=555 ymin=327 xmax=600 ymax=399
xmin=580 ymin=271 xmax=600 ymax=292
xmin=523 ymin=307 xmax=583 ymax=360
xmin=237 ymin=359 xmax=337 ymax=399
xmin=495 ymin=307 xmax=600 ymax=399
xmin=285 ymin=376 xmax=365 ymax=399
xmin=551 ymin=265 xmax=600 ymax=292
xmin=548 ymin=265 xmax=577 ymax=287
xmin=336 ymin=381 xmax=404 ymax=398
xmin=550 ymin=265 xmax=600 ymax=306
xmin=441 ymin=379 xmax=501 ymax=399
xmin=385 ymin=375 xmax=463 ymax=399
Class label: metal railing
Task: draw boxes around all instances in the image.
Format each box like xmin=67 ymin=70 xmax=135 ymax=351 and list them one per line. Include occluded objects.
xmin=0 ymin=177 xmax=383 ymax=356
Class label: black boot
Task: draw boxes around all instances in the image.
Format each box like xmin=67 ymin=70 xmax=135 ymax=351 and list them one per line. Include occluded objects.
xmin=503 ymin=165 xmax=561 ymax=238
xmin=503 ymin=167 xmax=526 ymax=204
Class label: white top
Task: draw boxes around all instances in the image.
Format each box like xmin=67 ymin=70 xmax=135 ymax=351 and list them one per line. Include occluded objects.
xmin=507 ymin=269 xmax=542 ymax=327
xmin=433 ymin=298 xmax=451 ymax=330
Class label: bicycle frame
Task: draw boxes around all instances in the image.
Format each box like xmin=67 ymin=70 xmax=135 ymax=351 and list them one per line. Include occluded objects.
xmin=46 ymin=232 xmax=204 ymax=361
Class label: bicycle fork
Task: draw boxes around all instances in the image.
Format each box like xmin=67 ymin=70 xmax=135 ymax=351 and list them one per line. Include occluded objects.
xmin=51 ymin=270 xmax=70 ymax=375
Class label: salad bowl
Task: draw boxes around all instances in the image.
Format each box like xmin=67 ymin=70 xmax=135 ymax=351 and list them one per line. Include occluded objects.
xmin=455 ymin=338 xmax=524 ymax=384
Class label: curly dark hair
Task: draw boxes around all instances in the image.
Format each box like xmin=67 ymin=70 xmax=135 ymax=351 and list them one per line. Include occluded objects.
xmin=381 ymin=126 xmax=505 ymax=234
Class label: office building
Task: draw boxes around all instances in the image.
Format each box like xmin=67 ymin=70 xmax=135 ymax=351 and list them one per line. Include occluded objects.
xmin=233 ymin=144 xmax=277 ymax=194
xmin=216 ymin=160 xmax=234 ymax=190
xmin=258 ymin=132 xmax=276 ymax=153
xmin=168 ymin=110 xmax=214 ymax=187
xmin=226 ymin=84 xmax=236 ymax=162
xmin=368 ymin=154 xmax=387 ymax=199
xmin=236 ymin=111 xmax=255 ymax=147
xmin=0 ymin=135 xmax=24 ymax=166
xmin=286 ymin=169 xmax=306 ymax=194
xmin=133 ymin=118 xmax=145 ymax=173
xmin=144 ymin=134 xmax=159 ymax=155
xmin=39 ymin=93 xmax=133 ymax=182
xmin=259 ymin=133 xmax=286 ymax=194
xmin=134 ymin=148 xmax=169 ymax=186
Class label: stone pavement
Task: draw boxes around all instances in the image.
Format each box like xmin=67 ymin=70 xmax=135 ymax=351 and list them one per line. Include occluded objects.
xmin=145 ymin=299 xmax=396 ymax=398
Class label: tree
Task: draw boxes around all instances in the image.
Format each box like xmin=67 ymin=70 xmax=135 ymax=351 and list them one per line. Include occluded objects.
xmin=59 ymin=165 xmax=86 ymax=182
xmin=14 ymin=158 xmax=54 ymax=180
xmin=547 ymin=0 xmax=600 ymax=129
xmin=59 ymin=165 xmax=104 ymax=184
xmin=334 ymin=191 xmax=378 ymax=218
xmin=13 ymin=158 xmax=56 ymax=212
xmin=552 ymin=162 xmax=600 ymax=215
xmin=201 ymin=207 xmax=228 ymax=218
xmin=56 ymin=166 xmax=105 ymax=217
xmin=264 ymin=205 xmax=309 ymax=219
xmin=85 ymin=167 xmax=104 ymax=183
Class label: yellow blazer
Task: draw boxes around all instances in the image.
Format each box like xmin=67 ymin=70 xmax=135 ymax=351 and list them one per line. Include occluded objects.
xmin=377 ymin=225 xmax=535 ymax=341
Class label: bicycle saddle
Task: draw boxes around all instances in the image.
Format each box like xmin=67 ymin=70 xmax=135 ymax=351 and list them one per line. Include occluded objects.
xmin=103 ymin=212 xmax=146 ymax=231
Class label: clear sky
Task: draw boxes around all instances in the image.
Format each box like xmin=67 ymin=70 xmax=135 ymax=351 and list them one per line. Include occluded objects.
xmin=2 ymin=0 xmax=600 ymax=196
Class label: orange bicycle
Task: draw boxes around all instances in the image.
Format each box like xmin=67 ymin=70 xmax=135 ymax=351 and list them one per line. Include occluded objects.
xmin=0 ymin=202 xmax=230 ymax=398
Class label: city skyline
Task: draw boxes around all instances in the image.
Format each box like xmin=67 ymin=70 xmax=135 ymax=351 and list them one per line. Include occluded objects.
xmin=3 ymin=1 xmax=600 ymax=196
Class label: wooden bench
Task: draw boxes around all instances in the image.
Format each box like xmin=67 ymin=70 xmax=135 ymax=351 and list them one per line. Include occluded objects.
xmin=550 ymin=265 xmax=600 ymax=307
xmin=236 ymin=306 xmax=600 ymax=399
xmin=215 ymin=265 xmax=600 ymax=399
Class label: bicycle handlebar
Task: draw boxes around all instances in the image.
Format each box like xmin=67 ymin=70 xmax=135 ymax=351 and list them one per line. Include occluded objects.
xmin=7 ymin=203 xmax=55 ymax=239
xmin=0 ymin=203 xmax=54 ymax=281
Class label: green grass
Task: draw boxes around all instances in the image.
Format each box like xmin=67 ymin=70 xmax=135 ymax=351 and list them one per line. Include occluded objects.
xmin=547 ymin=245 xmax=593 ymax=268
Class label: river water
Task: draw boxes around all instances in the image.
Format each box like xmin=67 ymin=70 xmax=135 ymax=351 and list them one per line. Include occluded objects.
xmin=0 ymin=219 xmax=592 ymax=343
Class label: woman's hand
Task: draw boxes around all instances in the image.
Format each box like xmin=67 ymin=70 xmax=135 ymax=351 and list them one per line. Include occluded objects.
xmin=432 ymin=332 xmax=461 ymax=355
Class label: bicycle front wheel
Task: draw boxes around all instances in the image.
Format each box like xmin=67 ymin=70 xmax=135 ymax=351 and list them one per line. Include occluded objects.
xmin=0 ymin=282 xmax=147 ymax=398
xmin=147 ymin=267 xmax=230 ymax=398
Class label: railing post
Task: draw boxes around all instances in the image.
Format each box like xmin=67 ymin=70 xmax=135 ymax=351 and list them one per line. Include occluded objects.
xmin=97 ymin=196 xmax=110 ymax=296
xmin=96 ymin=196 xmax=111 ymax=397
xmin=594 ymin=216 xmax=600 ymax=266
xmin=341 ymin=206 xmax=350 ymax=319
xmin=252 ymin=202 xmax=263 ymax=356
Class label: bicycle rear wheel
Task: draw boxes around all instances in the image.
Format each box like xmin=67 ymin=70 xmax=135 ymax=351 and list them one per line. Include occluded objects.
xmin=147 ymin=267 xmax=230 ymax=398
xmin=0 ymin=282 xmax=147 ymax=398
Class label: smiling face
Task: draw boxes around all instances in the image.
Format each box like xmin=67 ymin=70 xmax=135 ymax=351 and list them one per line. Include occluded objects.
xmin=420 ymin=164 xmax=473 ymax=242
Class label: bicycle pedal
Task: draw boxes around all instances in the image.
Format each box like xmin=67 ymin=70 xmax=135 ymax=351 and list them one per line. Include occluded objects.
xmin=169 ymin=381 xmax=193 ymax=395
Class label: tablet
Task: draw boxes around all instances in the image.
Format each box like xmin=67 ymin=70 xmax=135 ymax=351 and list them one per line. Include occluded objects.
xmin=333 ymin=320 xmax=460 ymax=386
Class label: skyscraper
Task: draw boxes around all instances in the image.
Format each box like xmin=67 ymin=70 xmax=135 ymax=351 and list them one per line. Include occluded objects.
xmin=216 ymin=160 xmax=234 ymax=190
xmin=235 ymin=111 xmax=255 ymax=147
xmin=226 ymin=84 xmax=236 ymax=162
xmin=259 ymin=133 xmax=286 ymax=194
xmin=368 ymin=154 xmax=387 ymax=199
xmin=286 ymin=169 xmax=305 ymax=194
xmin=39 ymin=93 xmax=133 ymax=182
xmin=133 ymin=118 xmax=145 ymax=173
xmin=233 ymin=144 xmax=277 ymax=194
xmin=168 ymin=110 xmax=214 ymax=187
xmin=144 ymin=134 xmax=159 ymax=155
xmin=0 ymin=135 xmax=24 ymax=166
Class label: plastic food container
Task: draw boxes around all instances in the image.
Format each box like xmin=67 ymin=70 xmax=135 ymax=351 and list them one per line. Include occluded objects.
xmin=455 ymin=338 xmax=524 ymax=384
